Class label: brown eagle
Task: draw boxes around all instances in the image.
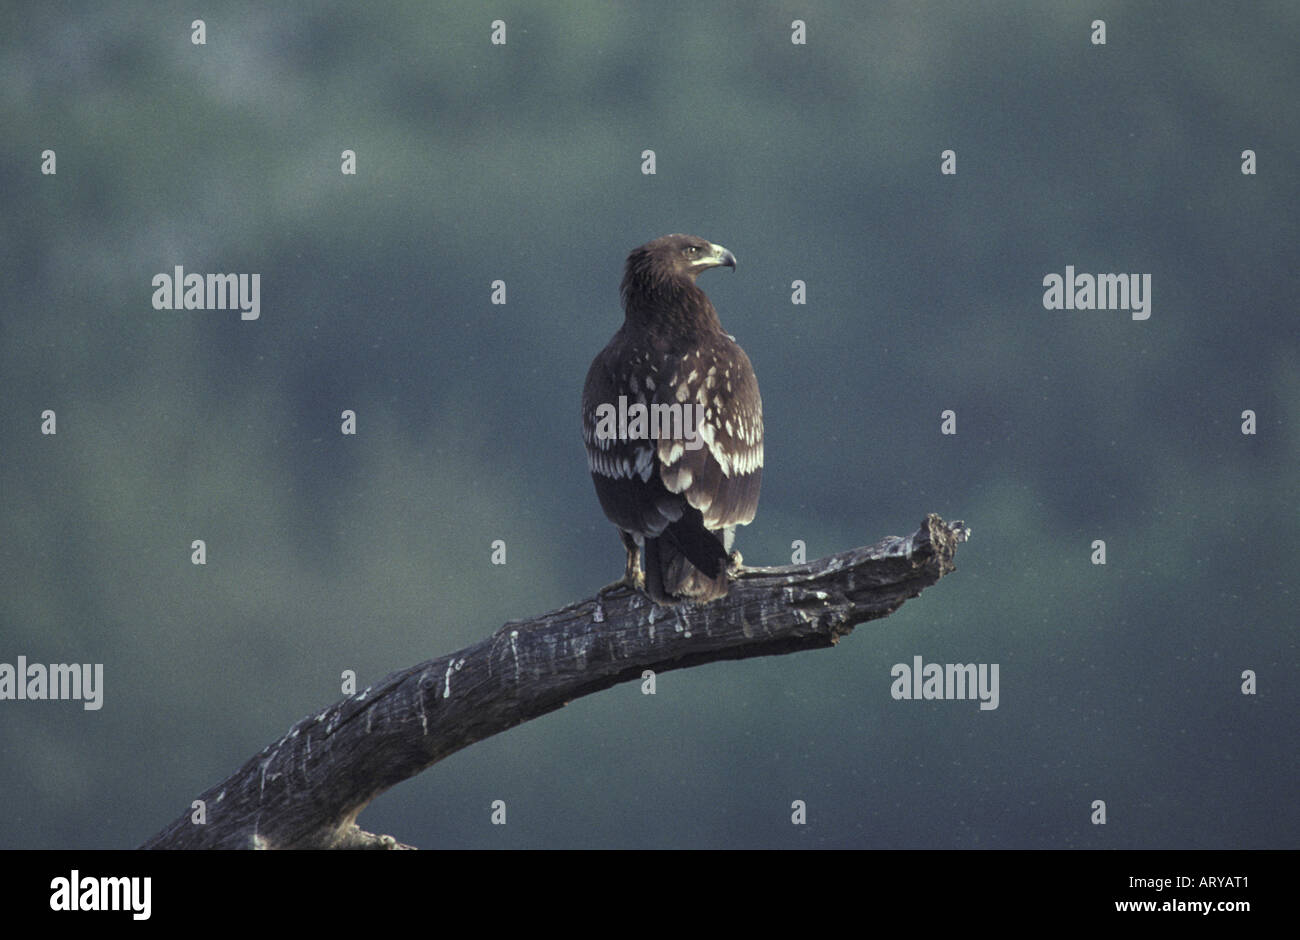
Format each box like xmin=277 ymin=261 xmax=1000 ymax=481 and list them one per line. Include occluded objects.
xmin=581 ymin=234 xmax=763 ymax=605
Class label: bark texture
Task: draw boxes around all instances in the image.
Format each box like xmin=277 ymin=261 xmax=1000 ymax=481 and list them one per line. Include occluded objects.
xmin=141 ymin=514 xmax=968 ymax=849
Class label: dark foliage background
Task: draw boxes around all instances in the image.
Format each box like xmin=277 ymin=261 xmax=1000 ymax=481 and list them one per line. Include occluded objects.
xmin=1 ymin=1 xmax=1295 ymax=849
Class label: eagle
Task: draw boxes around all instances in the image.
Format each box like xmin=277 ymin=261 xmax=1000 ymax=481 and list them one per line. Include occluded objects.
xmin=581 ymin=234 xmax=763 ymax=605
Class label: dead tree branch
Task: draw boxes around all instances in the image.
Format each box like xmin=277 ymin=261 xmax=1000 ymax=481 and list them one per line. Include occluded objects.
xmin=141 ymin=513 xmax=968 ymax=849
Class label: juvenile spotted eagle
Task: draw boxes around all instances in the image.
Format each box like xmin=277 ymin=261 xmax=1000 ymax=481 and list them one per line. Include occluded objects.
xmin=581 ymin=234 xmax=763 ymax=605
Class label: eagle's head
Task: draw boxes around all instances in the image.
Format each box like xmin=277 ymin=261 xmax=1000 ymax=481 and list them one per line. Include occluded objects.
xmin=621 ymin=234 xmax=736 ymax=319
xmin=636 ymin=233 xmax=736 ymax=281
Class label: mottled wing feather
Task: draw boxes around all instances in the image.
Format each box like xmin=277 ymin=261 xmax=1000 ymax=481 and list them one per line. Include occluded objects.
xmin=655 ymin=332 xmax=763 ymax=530
xmin=582 ymin=334 xmax=682 ymax=540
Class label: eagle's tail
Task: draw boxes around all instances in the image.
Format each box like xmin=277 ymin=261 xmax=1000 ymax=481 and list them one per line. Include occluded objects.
xmin=644 ymin=510 xmax=731 ymax=605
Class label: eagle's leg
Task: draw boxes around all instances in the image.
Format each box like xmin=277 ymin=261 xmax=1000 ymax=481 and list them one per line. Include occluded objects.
xmin=597 ymin=531 xmax=645 ymax=595
xmin=621 ymin=531 xmax=646 ymax=588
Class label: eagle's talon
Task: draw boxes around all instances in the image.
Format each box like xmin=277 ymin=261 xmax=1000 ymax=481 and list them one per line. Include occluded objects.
xmin=597 ymin=568 xmax=645 ymax=598
xmin=597 ymin=576 xmax=637 ymax=597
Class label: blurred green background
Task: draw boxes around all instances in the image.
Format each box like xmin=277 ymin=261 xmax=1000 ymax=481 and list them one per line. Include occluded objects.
xmin=1 ymin=1 xmax=1295 ymax=849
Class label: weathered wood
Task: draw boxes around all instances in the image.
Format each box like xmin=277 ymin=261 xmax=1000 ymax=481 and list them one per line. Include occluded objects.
xmin=141 ymin=514 xmax=968 ymax=849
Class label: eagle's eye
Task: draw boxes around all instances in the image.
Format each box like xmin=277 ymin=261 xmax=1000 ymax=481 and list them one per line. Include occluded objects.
xmin=685 ymin=245 xmax=699 ymax=255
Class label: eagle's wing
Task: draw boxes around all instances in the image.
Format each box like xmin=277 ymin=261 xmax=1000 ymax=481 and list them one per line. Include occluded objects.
xmin=654 ymin=330 xmax=763 ymax=530
xmin=581 ymin=333 xmax=684 ymax=541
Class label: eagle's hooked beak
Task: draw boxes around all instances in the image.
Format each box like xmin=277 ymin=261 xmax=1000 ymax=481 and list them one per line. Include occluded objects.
xmin=708 ymin=243 xmax=737 ymax=271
